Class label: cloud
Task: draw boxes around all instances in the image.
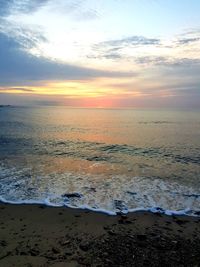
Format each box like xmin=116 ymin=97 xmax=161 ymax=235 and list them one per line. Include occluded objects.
xmin=90 ymin=28 xmax=200 ymax=66
xmin=0 ymin=20 xmax=47 ymax=50
xmin=96 ymin=35 xmax=161 ymax=51
xmin=176 ymin=37 xmax=200 ymax=45
xmin=0 ymin=0 xmax=51 ymax=17
xmin=0 ymin=0 xmax=100 ymax=22
xmin=90 ymin=35 xmax=161 ymax=61
xmin=0 ymin=32 xmax=134 ymax=86
xmin=0 ymin=1 xmax=199 ymax=108
xmin=134 ymin=56 xmax=200 ymax=67
xmin=101 ymin=36 xmax=161 ymax=47
xmin=174 ymin=29 xmax=200 ymax=46
xmin=46 ymin=0 xmax=101 ymax=21
xmin=0 ymin=87 xmax=34 ymax=92
xmin=0 ymin=2 xmax=48 ymax=55
xmin=88 ymin=53 xmax=122 ymax=60
xmin=2 ymin=88 xmax=200 ymax=108
xmin=75 ymin=8 xmax=100 ymax=21
xmin=134 ymin=56 xmax=168 ymax=66
xmin=0 ymin=92 xmax=64 ymax=106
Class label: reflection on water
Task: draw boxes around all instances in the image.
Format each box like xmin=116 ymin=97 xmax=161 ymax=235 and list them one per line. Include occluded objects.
xmin=0 ymin=106 xmax=200 ymax=215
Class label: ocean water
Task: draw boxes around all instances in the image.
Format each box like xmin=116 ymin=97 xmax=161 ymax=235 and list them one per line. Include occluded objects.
xmin=0 ymin=106 xmax=200 ymax=216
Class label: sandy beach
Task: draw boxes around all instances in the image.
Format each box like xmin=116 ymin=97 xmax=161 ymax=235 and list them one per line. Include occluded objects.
xmin=0 ymin=203 xmax=200 ymax=267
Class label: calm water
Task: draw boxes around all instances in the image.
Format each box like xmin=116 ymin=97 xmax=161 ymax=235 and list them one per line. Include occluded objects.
xmin=0 ymin=106 xmax=200 ymax=215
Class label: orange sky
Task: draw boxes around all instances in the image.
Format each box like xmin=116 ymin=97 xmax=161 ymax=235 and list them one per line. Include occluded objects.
xmin=0 ymin=0 xmax=200 ymax=108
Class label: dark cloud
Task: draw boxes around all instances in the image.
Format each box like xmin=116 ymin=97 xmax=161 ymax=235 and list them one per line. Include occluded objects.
xmin=0 ymin=1 xmax=48 ymax=53
xmin=174 ymin=29 xmax=200 ymax=47
xmin=0 ymin=92 xmax=65 ymax=106
xmin=176 ymin=37 xmax=200 ymax=45
xmin=92 ymin=29 xmax=200 ymax=62
xmin=17 ymin=0 xmax=100 ymax=22
xmin=0 ymin=32 xmax=134 ymax=86
xmin=88 ymin=53 xmax=122 ymax=60
xmin=0 ymin=20 xmax=47 ymax=50
xmin=103 ymin=53 xmax=122 ymax=60
xmin=0 ymin=0 xmax=14 ymax=16
xmin=134 ymin=55 xmax=200 ymax=68
xmin=12 ymin=0 xmax=50 ymax=13
xmin=101 ymin=36 xmax=161 ymax=47
xmin=91 ymin=36 xmax=161 ymax=60
xmin=0 ymin=87 xmax=34 ymax=92
xmin=134 ymin=56 xmax=168 ymax=65
xmin=168 ymin=58 xmax=200 ymax=67
xmin=0 ymin=0 xmax=100 ymax=21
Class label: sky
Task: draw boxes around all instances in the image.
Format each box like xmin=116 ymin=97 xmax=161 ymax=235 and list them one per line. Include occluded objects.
xmin=0 ymin=0 xmax=200 ymax=108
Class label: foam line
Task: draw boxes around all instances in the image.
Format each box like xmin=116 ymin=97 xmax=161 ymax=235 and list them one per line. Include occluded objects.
xmin=0 ymin=196 xmax=199 ymax=217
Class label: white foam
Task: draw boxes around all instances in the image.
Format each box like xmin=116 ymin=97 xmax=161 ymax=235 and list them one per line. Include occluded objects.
xmin=0 ymin=164 xmax=200 ymax=217
xmin=0 ymin=195 xmax=199 ymax=217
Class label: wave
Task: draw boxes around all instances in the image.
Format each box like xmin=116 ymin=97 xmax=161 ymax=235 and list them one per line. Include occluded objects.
xmin=0 ymin=136 xmax=200 ymax=165
xmin=0 ymin=195 xmax=199 ymax=217
xmin=0 ymin=164 xmax=200 ymax=217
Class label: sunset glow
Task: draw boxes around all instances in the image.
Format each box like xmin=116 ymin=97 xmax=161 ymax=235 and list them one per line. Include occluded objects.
xmin=0 ymin=0 xmax=200 ymax=108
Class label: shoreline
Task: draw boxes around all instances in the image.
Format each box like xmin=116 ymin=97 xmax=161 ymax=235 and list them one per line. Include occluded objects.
xmin=0 ymin=198 xmax=199 ymax=217
xmin=0 ymin=203 xmax=200 ymax=266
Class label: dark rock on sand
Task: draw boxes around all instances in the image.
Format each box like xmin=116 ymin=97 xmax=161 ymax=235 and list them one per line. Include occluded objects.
xmin=79 ymin=242 xmax=92 ymax=251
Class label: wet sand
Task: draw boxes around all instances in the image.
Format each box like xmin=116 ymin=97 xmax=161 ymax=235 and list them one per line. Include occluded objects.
xmin=0 ymin=203 xmax=200 ymax=267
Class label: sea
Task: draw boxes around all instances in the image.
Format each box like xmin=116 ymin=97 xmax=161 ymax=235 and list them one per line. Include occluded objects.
xmin=0 ymin=106 xmax=200 ymax=216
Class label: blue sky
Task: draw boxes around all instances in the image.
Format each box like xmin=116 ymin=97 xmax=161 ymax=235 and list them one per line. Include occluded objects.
xmin=0 ymin=0 xmax=200 ymax=107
